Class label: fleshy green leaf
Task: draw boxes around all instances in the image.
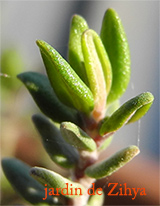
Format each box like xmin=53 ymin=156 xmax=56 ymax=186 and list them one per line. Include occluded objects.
xmin=30 ymin=167 xmax=85 ymax=198
xmin=60 ymin=122 xmax=96 ymax=152
xmin=127 ymin=96 xmax=154 ymax=124
xmin=100 ymin=8 xmax=131 ymax=104
xmin=36 ymin=40 xmax=94 ymax=115
xmin=17 ymin=72 xmax=80 ymax=125
xmin=81 ymin=29 xmax=112 ymax=121
xmin=1 ymin=158 xmax=55 ymax=205
xmin=87 ymin=189 xmax=104 ymax=206
xmin=32 ymin=114 xmax=79 ymax=168
xmin=68 ymin=14 xmax=89 ymax=84
xmin=99 ymin=92 xmax=154 ymax=136
xmin=85 ymin=145 xmax=139 ymax=179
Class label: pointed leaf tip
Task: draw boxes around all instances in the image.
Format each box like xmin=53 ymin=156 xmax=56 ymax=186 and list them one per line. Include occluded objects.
xmin=36 ymin=40 xmax=94 ymax=115
xmin=68 ymin=14 xmax=89 ymax=84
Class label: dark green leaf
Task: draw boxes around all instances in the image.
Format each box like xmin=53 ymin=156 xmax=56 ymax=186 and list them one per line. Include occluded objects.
xmin=32 ymin=114 xmax=79 ymax=168
xmin=1 ymin=158 xmax=54 ymax=205
xmin=17 ymin=72 xmax=80 ymax=125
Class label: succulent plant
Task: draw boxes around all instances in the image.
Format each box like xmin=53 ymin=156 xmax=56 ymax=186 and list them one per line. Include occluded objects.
xmin=2 ymin=8 xmax=154 ymax=206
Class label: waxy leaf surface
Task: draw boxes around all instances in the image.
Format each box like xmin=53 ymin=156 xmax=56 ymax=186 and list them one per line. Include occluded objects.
xmin=18 ymin=72 xmax=80 ymax=124
xmin=100 ymin=92 xmax=154 ymax=136
xmin=82 ymin=29 xmax=112 ymax=120
xmin=100 ymin=8 xmax=130 ymax=104
xmin=85 ymin=145 xmax=139 ymax=179
xmin=60 ymin=122 xmax=96 ymax=152
xmin=30 ymin=167 xmax=85 ymax=198
xmin=36 ymin=40 xmax=94 ymax=115
xmin=32 ymin=114 xmax=79 ymax=168
xmin=68 ymin=14 xmax=89 ymax=84
xmin=1 ymin=158 xmax=54 ymax=205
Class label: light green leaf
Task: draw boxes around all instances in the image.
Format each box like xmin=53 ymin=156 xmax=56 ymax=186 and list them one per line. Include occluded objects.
xmin=100 ymin=8 xmax=130 ymax=104
xmin=1 ymin=158 xmax=55 ymax=205
xmin=127 ymin=97 xmax=154 ymax=124
xmin=36 ymin=40 xmax=94 ymax=115
xmin=17 ymin=72 xmax=80 ymax=125
xmin=81 ymin=29 xmax=112 ymax=121
xmin=85 ymin=145 xmax=139 ymax=179
xmin=87 ymin=189 xmax=104 ymax=206
xmin=68 ymin=14 xmax=89 ymax=84
xmin=30 ymin=167 xmax=85 ymax=198
xmin=60 ymin=122 xmax=96 ymax=152
xmin=99 ymin=92 xmax=154 ymax=136
xmin=32 ymin=114 xmax=79 ymax=168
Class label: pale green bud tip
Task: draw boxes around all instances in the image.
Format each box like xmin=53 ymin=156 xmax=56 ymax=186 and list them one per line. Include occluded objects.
xmin=141 ymin=91 xmax=154 ymax=102
xmin=121 ymin=145 xmax=140 ymax=160
xmin=36 ymin=40 xmax=42 ymax=46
